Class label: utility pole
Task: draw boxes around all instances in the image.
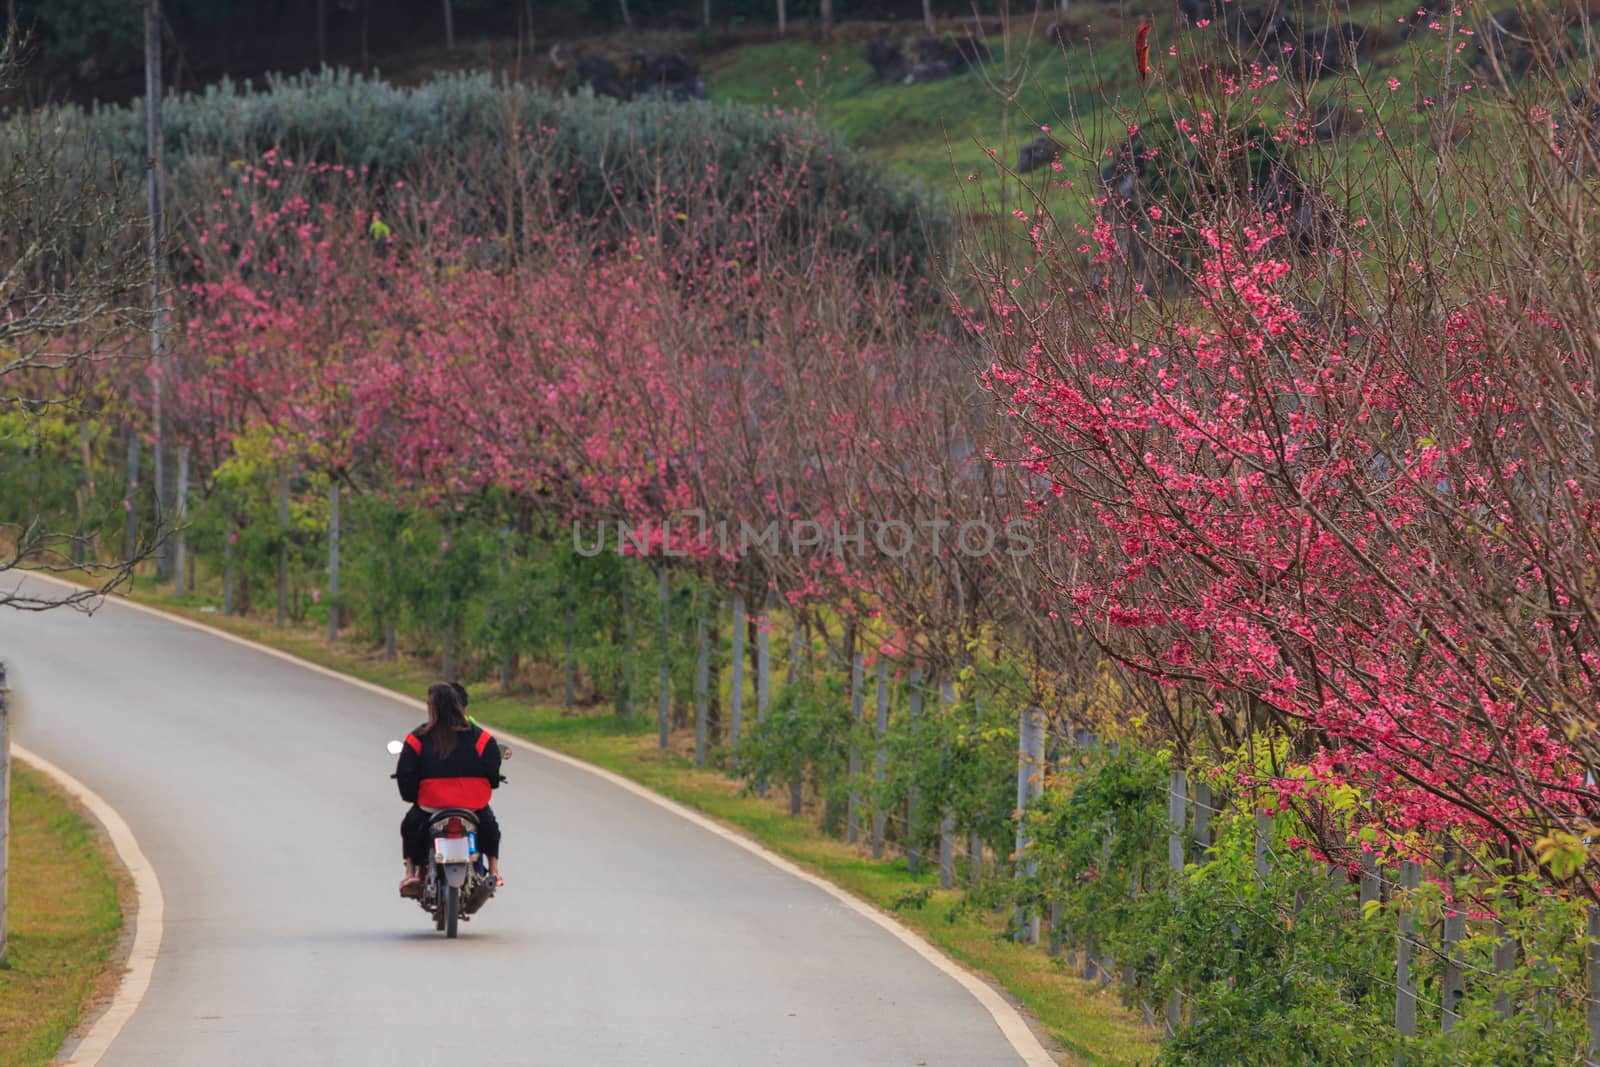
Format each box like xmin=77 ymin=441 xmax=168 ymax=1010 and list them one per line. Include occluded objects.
xmin=145 ymin=0 xmax=169 ymax=582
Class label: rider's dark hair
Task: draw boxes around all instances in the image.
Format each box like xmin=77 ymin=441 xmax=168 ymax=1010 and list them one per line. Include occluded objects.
xmin=422 ymin=683 xmax=469 ymax=758
xmin=449 ymin=681 xmax=468 ymax=709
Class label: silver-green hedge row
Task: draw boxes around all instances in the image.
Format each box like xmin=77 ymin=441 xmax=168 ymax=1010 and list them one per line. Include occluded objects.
xmin=52 ymin=68 xmax=949 ymax=272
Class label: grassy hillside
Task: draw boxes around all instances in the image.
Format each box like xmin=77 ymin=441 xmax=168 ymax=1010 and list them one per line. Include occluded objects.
xmin=708 ymin=21 xmax=1134 ymax=194
xmin=701 ymin=1 xmax=1569 ymax=219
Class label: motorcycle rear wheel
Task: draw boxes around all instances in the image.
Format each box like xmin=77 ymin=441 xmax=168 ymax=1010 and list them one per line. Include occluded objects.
xmin=445 ymin=884 xmax=460 ymax=939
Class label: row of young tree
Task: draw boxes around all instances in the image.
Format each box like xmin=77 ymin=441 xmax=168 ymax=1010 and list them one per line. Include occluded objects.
xmin=8 ymin=5 xmax=1600 ymax=1061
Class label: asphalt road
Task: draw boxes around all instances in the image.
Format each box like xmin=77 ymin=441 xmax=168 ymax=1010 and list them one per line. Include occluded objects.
xmin=3 ymin=582 xmax=1036 ymax=1066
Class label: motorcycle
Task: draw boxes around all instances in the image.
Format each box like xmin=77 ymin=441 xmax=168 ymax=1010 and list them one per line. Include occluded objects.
xmin=387 ymin=739 xmax=507 ymax=938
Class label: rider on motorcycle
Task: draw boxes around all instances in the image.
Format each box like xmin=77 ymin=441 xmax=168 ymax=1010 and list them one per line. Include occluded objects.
xmin=396 ymin=683 xmax=504 ymax=897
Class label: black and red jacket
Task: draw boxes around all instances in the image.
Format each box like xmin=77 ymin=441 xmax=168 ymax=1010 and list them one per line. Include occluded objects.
xmin=395 ymin=722 xmax=503 ymax=810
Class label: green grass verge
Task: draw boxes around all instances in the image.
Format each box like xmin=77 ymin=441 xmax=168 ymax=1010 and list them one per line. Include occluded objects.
xmin=0 ymin=763 xmax=125 ymax=1067
xmin=112 ymin=574 xmax=1156 ymax=1065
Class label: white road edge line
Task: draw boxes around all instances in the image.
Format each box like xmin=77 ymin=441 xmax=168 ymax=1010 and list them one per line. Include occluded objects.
xmin=13 ymin=744 xmax=165 ymax=1067
xmin=20 ymin=574 xmax=1059 ymax=1067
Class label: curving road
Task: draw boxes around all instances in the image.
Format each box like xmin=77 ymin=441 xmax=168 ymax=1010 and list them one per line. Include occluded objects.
xmin=3 ymin=579 xmax=1041 ymax=1067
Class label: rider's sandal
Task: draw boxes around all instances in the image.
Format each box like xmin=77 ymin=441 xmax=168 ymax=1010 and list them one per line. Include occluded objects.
xmin=399 ymin=876 xmax=423 ymax=898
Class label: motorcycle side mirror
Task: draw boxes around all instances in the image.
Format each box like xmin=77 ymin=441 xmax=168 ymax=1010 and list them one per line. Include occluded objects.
xmin=386 ymin=739 xmax=404 ymax=755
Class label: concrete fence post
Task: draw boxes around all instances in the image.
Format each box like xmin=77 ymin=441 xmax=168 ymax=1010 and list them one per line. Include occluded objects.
xmin=872 ymin=656 xmax=889 ymax=860
xmin=906 ymin=665 xmax=923 ymax=872
xmin=729 ymin=593 xmax=746 ymax=757
xmin=1441 ymin=904 xmax=1466 ymax=1033
xmin=276 ymin=468 xmax=290 ymax=628
xmin=938 ymin=678 xmax=956 ymax=888
xmin=1254 ymin=810 xmax=1273 ymax=882
xmin=1191 ymin=781 xmax=1212 ymax=862
xmin=846 ymin=649 xmax=864 ymax=844
xmin=656 ymin=565 xmax=670 ymax=751
xmin=755 ymin=603 xmax=771 ymax=724
xmin=1395 ymin=860 xmax=1421 ymax=1055
xmin=174 ymin=445 xmax=190 ymax=598
xmin=693 ymin=600 xmax=710 ymax=768
xmin=1359 ymin=849 xmax=1380 ymax=910
xmin=620 ymin=575 xmax=636 ymax=722
xmin=1013 ymin=706 xmax=1045 ymax=945
xmin=324 ymin=477 xmax=338 ymax=641
xmin=787 ymin=624 xmax=804 ymax=815
xmin=123 ymin=427 xmax=140 ymax=565
xmin=1587 ymin=906 xmax=1600 ymax=1065
xmin=1492 ymin=920 xmax=1516 ymax=1019
xmin=1165 ymin=766 xmax=1186 ymax=1034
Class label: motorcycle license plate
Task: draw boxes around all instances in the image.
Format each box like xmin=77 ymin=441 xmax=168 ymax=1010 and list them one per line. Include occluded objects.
xmin=434 ymin=837 xmax=472 ymax=864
